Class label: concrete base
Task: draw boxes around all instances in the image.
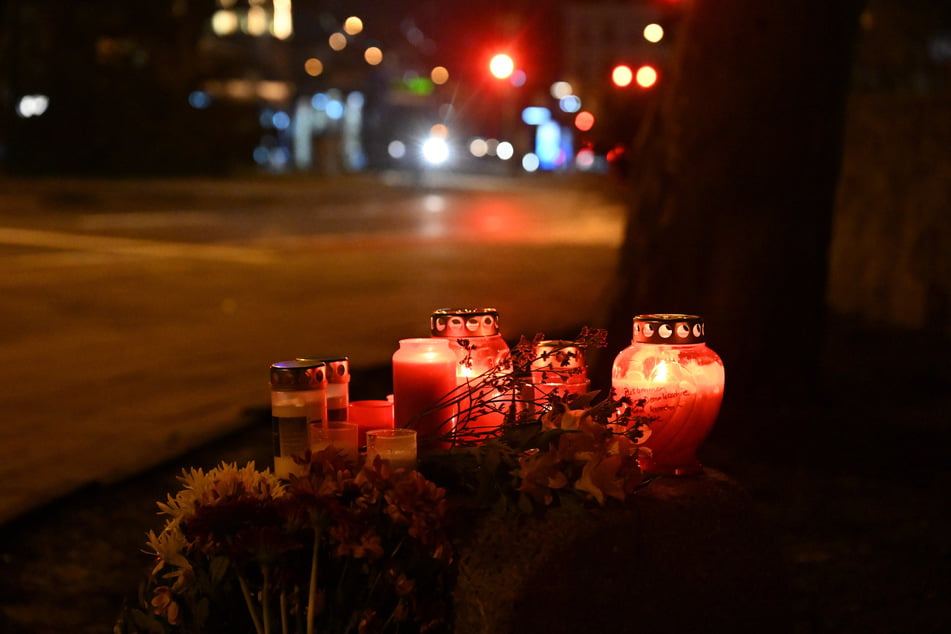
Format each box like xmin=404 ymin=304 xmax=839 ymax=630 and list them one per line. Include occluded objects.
xmin=453 ymin=469 xmax=790 ymax=634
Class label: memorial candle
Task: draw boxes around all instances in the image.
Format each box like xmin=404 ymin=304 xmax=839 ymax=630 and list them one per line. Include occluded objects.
xmin=611 ymin=314 xmax=725 ymax=476
xmin=311 ymin=421 xmax=359 ymax=462
xmin=392 ymin=338 xmax=457 ymax=448
xmin=430 ymin=308 xmax=511 ymax=432
xmin=365 ymin=429 xmax=417 ymax=470
xmin=349 ymin=399 xmax=395 ymax=446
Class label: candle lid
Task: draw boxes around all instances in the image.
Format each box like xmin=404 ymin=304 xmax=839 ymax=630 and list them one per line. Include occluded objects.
xmin=297 ymin=356 xmax=350 ymax=383
xmin=270 ymin=360 xmax=328 ymax=390
xmin=633 ymin=314 xmax=706 ymax=344
xmin=431 ymin=308 xmax=501 ymax=337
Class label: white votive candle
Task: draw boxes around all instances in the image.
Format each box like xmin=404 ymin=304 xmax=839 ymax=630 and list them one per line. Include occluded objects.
xmin=311 ymin=421 xmax=359 ymax=463
xmin=365 ymin=428 xmax=417 ymax=470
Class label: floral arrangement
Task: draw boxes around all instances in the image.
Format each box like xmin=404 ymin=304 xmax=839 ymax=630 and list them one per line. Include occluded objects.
xmin=118 ymin=329 xmax=653 ymax=634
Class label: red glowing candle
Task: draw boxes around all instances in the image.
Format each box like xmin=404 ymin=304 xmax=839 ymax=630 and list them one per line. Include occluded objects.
xmin=611 ymin=314 xmax=725 ymax=476
xmin=392 ymin=338 xmax=458 ymax=448
xmin=349 ymin=399 xmax=395 ymax=446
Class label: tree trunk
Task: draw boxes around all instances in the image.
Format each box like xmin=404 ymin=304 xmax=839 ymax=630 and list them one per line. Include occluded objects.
xmin=596 ymin=0 xmax=865 ymax=410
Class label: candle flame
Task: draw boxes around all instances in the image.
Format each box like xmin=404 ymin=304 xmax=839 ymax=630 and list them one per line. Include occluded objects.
xmin=652 ymin=360 xmax=668 ymax=383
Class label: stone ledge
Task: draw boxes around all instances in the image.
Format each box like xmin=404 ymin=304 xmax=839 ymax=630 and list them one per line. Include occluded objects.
xmin=453 ymin=469 xmax=790 ymax=634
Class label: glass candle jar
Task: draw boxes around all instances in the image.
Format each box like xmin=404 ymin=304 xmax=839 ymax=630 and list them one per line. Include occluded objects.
xmin=392 ymin=338 xmax=458 ymax=449
xmin=611 ymin=314 xmax=725 ymax=476
xmin=270 ymin=360 xmax=328 ymax=479
xmin=366 ymin=428 xmax=418 ymax=470
xmin=431 ymin=308 xmax=511 ymax=431
xmin=349 ymin=399 xmax=395 ymax=447
xmin=531 ymin=339 xmax=591 ymax=406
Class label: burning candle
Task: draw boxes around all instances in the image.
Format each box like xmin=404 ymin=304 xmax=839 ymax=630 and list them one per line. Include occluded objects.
xmin=392 ymin=338 xmax=458 ymax=448
xmin=310 ymin=421 xmax=359 ymax=463
xmin=611 ymin=314 xmax=725 ymax=476
xmin=430 ymin=308 xmax=511 ymax=432
xmin=365 ymin=429 xmax=417 ymax=470
xmin=531 ymin=339 xmax=591 ymax=406
xmin=349 ymin=399 xmax=395 ymax=446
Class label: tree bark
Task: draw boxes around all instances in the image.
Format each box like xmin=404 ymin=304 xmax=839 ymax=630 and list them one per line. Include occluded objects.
xmin=596 ymin=0 xmax=865 ymax=409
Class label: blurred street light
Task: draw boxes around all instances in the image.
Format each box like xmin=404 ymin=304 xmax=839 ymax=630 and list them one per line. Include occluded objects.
xmin=489 ymin=53 xmax=515 ymax=80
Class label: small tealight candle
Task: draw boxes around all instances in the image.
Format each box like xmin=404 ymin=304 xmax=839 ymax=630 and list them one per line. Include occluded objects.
xmin=365 ymin=429 xmax=417 ymax=470
xmin=349 ymin=400 xmax=395 ymax=446
xmin=310 ymin=421 xmax=359 ymax=463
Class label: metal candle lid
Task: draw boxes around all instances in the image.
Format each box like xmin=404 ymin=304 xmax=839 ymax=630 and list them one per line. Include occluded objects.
xmin=632 ymin=314 xmax=706 ymax=344
xmin=431 ymin=308 xmax=501 ymax=337
xmin=270 ymin=360 xmax=328 ymax=391
xmin=297 ymin=356 xmax=350 ymax=383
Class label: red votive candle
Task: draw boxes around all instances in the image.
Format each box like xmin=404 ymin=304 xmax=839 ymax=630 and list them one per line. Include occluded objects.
xmin=349 ymin=399 xmax=395 ymax=446
xmin=392 ymin=338 xmax=457 ymax=449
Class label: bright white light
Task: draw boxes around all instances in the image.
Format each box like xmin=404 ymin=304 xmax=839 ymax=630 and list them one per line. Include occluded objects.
xmin=489 ymin=53 xmax=515 ymax=80
xmin=522 ymin=153 xmax=540 ymax=172
xmin=421 ymin=136 xmax=450 ymax=165
xmin=17 ymin=94 xmax=50 ymax=118
xmin=496 ymin=141 xmax=514 ymax=161
xmin=272 ymin=0 xmax=293 ymax=39
xmin=643 ymin=23 xmax=664 ymax=43
xmin=388 ymin=140 xmax=406 ymax=159
xmin=211 ymin=10 xmax=239 ymax=36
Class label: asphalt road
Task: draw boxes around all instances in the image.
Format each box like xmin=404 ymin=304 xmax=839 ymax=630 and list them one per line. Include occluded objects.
xmin=0 ymin=170 xmax=626 ymax=524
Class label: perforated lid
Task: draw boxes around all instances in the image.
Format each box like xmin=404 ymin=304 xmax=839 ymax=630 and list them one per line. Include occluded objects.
xmin=632 ymin=314 xmax=706 ymax=344
xmin=430 ymin=308 xmax=501 ymax=337
xmin=270 ymin=360 xmax=328 ymax=390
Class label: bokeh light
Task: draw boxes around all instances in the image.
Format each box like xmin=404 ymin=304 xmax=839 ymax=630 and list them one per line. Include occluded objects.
xmin=329 ymin=32 xmax=347 ymax=51
xmin=211 ymin=10 xmax=239 ymax=36
xmin=496 ymin=141 xmax=514 ymax=160
xmin=612 ymin=64 xmax=634 ymax=87
xmin=431 ymin=66 xmax=450 ymax=85
xmin=522 ymin=153 xmax=540 ymax=172
xmin=304 ymin=58 xmax=324 ymax=77
xmin=574 ymin=111 xmax=595 ymax=131
xmin=489 ymin=53 xmax=515 ymax=80
xmin=388 ymin=140 xmax=407 ymax=159
xmin=364 ymin=46 xmax=383 ymax=65
xmin=550 ymin=81 xmax=573 ymax=99
xmin=469 ymin=138 xmax=488 ymax=158
xmin=636 ymin=65 xmax=659 ymax=88
xmin=344 ymin=16 xmax=364 ymax=35
xmin=643 ymin=23 xmax=664 ymax=43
